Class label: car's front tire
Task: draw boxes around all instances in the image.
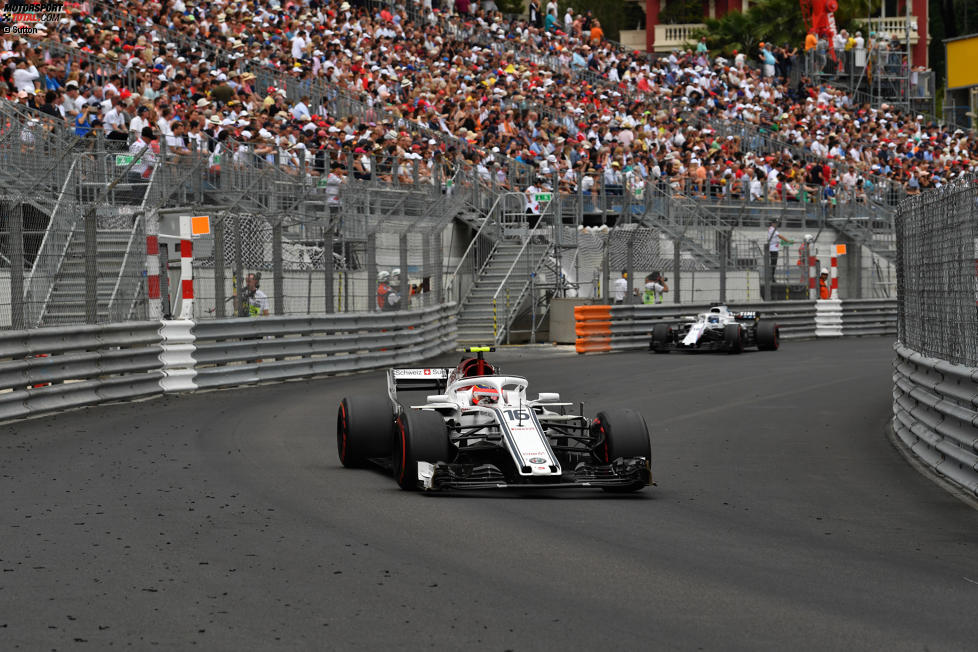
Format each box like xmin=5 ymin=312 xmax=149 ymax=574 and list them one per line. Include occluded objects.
xmin=650 ymin=323 xmax=672 ymax=353
xmin=591 ymin=409 xmax=651 ymax=493
xmin=337 ymin=395 xmax=395 ymax=468
xmin=724 ymin=323 xmax=744 ymax=354
xmin=394 ymin=409 xmax=451 ymax=491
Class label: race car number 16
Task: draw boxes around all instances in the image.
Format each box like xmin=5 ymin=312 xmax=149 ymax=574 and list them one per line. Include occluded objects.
xmin=504 ymin=409 xmax=530 ymax=420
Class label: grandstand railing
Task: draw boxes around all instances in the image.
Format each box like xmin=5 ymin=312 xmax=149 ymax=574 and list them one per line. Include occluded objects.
xmin=800 ymin=48 xmax=936 ymax=118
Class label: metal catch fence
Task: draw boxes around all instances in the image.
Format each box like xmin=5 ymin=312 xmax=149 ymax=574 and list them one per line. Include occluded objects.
xmin=895 ymin=175 xmax=978 ymax=367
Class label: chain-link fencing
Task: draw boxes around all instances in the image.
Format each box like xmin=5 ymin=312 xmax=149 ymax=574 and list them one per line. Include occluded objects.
xmin=895 ymin=176 xmax=978 ymax=366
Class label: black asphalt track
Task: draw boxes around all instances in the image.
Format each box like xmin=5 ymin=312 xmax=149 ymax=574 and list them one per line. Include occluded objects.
xmin=2 ymin=337 xmax=977 ymax=650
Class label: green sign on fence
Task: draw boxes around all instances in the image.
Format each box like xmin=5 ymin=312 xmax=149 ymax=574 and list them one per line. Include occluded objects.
xmin=115 ymin=154 xmax=134 ymax=166
xmin=534 ymin=193 xmax=552 ymax=202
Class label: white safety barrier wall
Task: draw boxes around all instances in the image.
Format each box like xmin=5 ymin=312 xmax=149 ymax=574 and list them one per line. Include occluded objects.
xmin=584 ymin=299 xmax=896 ymax=352
xmin=892 ymin=343 xmax=978 ymax=498
xmin=0 ymin=305 xmax=456 ymax=421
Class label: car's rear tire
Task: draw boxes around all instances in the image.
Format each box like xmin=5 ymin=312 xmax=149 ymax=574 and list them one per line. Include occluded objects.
xmin=756 ymin=320 xmax=780 ymax=350
xmin=591 ymin=409 xmax=651 ymax=493
xmin=724 ymin=323 xmax=744 ymax=354
xmin=394 ymin=409 xmax=451 ymax=491
xmin=337 ymin=395 xmax=395 ymax=468
xmin=650 ymin=323 xmax=672 ymax=353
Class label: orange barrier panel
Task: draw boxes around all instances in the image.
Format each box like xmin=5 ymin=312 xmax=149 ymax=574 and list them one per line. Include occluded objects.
xmin=574 ymin=305 xmax=611 ymax=321
xmin=575 ymin=337 xmax=612 ymax=354
xmin=574 ymin=304 xmax=612 ymax=354
xmin=575 ymin=320 xmax=613 ymax=337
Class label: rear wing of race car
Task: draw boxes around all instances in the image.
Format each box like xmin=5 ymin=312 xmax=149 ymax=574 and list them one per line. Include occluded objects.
xmin=732 ymin=311 xmax=760 ymax=321
xmin=387 ymin=368 xmax=450 ymax=403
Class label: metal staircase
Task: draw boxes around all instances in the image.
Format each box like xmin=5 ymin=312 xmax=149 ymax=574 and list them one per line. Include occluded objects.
xmin=456 ymin=239 xmax=553 ymax=345
xmin=449 ymin=191 xmax=555 ymax=344
xmin=39 ymin=222 xmax=139 ymax=326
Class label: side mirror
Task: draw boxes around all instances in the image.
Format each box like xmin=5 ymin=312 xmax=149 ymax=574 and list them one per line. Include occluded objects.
xmin=536 ymin=392 xmax=560 ymax=402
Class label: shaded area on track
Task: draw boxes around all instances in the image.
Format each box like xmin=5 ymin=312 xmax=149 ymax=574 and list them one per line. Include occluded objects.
xmin=2 ymin=338 xmax=977 ymax=650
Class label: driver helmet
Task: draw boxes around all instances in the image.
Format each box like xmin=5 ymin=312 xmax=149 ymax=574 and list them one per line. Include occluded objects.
xmin=709 ymin=315 xmax=720 ymax=323
xmin=471 ymin=384 xmax=500 ymax=406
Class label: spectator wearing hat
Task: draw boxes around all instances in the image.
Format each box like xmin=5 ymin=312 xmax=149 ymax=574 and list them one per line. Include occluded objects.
xmin=603 ymin=160 xmax=623 ymax=197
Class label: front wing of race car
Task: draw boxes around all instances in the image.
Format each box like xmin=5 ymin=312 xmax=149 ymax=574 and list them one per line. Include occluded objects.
xmin=416 ymin=457 xmax=651 ymax=490
xmin=417 ymin=406 xmax=650 ymax=490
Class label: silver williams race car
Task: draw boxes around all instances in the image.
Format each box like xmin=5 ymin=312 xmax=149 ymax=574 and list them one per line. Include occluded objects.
xmin=649 ymin=304 xmax=780 ymax=354
xmin=336 ymin=347 xmax=652 ymax=492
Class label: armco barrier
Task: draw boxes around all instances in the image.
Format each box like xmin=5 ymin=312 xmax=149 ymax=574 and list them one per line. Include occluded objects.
xmin=190 ymin=305 xmax=457 ymax=388
xmin=0 ymin=322 xmax=164 ymax=421
xmin=578 ymin=301 xmax=817 ymax=353
xmin=0 ymin=306 xmax=457 ymax=421
xmin=892 ymin=343 xmax=978 ymax=498
xmin=842 ymin=299 xmax=898 ymax=336
xmin=575 ymin=299 xmax=896 ymax=353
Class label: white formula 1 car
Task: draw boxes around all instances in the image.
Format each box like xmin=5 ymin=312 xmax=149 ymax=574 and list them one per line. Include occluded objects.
xmin=649 ymin=304 xmax=780 ymax=353
xmin=336 ymin=348 xmax=652 ymax=492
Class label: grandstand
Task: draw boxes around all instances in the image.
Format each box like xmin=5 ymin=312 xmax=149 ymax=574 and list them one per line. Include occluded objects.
xmin=0 ymin=0 xmax=971 ymax=341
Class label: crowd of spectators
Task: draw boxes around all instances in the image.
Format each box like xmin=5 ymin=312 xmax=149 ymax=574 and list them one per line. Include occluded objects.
xmin=1 ymin=0 xmax=974 ymax=207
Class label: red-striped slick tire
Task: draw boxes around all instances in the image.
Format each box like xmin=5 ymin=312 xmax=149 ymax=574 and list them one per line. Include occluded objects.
xmin=337 ymin=395 xmax=395 ymax=468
